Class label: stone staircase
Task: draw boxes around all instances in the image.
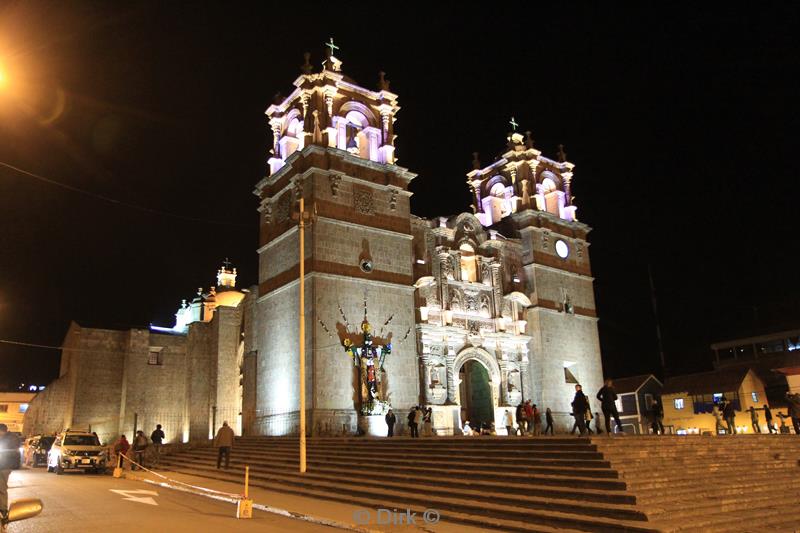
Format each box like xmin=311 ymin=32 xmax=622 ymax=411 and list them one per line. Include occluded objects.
xmin=158 ymin=435 xmax=800 ymax=532
xmin=592 ymin=435 xmax=800 ymax=532
xmin=160 ymin=436 xmax=656 ymax=532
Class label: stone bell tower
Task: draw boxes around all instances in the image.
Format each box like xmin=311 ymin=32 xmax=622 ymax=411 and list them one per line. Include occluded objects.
xmin=253 ymin=42 xmax=418 ymax=436
xmin=466 ymin=127 xmax=604 ymax=427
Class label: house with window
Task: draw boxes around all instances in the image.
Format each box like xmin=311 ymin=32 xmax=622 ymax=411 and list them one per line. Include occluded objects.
xmin=0 ymin=392 xmax=37 ymax=434
xmin=609 ymin=374 xmax=663 ymax=434
xmin=661 ymin=367 xmax=769 ymax=435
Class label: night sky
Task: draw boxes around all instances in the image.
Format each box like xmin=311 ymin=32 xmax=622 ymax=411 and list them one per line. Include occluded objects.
xmin=1 ymin=3 xmax=799 ymax=390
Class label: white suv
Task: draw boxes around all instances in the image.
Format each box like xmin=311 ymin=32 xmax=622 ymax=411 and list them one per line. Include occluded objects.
xmin=47 ymin=430 xmax=108 ymax=475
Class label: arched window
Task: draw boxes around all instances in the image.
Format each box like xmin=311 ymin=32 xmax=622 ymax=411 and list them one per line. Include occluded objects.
xmin=459 ymin=243 xmax=477 ymax=282
xmin=541 ymin=178 xmax=557 ymax=194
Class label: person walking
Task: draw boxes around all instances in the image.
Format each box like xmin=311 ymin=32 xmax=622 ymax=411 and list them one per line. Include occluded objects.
xmin=748 ymin=406 xmax=761 ymax=433
xmin=423 ymin=407 xmax=433 ymax=437
xmin=113 ymin=434 xmax=130 ymax=468
xmin=654 ymin=398 xmax=665 ymax=434
xmin=385 ymin=409 xmax=396 ymax=437
xmin=150 ymin=424 xmax=165 ymax=466
xmin=524 ymin=400 xmax=534 ymax=434
xmin=544 ymin=408 xmax=554 ymax=435
xmin=515 ymin=402 xmax=526 ymax=436
xmin=503 ymin=409 xmax=514 ymax=436
xmin=0 ymin=424 xmax=21 ymax=533
xmin=214 ymin=421 xmax=235 ymax=469
xmin=711 ymin=404 xmax=725 ymax=434
xmin=764 ymin=404 xmax=777 ymax=434
xmin=132 ymin=431 xmax=149 ymax=470
xmin=722 ymin=398 xmax=737 ymax=435
xmin=584 ymin=403 xmax=594 ymax=434
xmin=532 ymin=404 xmax=542 ymax=436
xmin=571 ymin=385 xmax=589 ymax=436
xmin=596 ymin=379 xmax=623 ymax=435
xmin=787 ymin=392 xmax=800 ymax=435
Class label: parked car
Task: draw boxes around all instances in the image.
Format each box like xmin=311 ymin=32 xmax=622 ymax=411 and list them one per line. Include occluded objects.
xmin=47 ymin=430 xmax=107 ymax=474
xmin=23 ymin=435 xmax=55 ymax=467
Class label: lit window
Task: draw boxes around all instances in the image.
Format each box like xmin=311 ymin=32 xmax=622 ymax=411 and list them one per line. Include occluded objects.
xmin=18 ymin=403 xmax=29 ymax=413
xmin=674 ymin=398 xmax=685 ymax=410
xmin=148 ymin=348 xmax=163 ymax=366
xmin=459 ymin=243 xmax=477 ymax=282
xmin=713 ymin=393 xmax=723 ymax=403
xmin=751 ymin=392 xmax=759 ymax=403
xmin=564 ymin=366 xmax=578 ymax=384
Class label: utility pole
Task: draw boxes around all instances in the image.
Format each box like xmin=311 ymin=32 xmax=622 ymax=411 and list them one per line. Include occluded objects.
xmin=293 ymin=181 xmax=315 ymax=473
xmin=648 ymin=263 xmax=666 ymax=374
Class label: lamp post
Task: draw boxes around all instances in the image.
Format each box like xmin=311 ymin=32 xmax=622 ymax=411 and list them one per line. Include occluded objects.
xmin=293 ymin=184 xmax=315 ymax=473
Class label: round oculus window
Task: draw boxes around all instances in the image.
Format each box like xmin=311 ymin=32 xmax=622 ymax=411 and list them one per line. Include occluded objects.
xmin=555 ymin=240 xmax=569 ymax=259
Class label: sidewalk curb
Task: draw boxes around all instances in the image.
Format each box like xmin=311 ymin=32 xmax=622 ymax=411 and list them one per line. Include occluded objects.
xmin=121 ymin=471 xmax=381 ymax=533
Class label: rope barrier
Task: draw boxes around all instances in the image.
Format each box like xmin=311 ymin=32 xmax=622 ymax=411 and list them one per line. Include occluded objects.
xmin=116 ymin=452 xmax=376 ymax=531
xmin=118 ymin=453 xmax=243 ymax=500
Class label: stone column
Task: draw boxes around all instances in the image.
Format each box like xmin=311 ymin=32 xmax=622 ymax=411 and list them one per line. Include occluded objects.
xmin=563 ymin=171 xmax=573 ymax=206
xmin=491 ymin=263 xmax=503 ymax=317
xmin=445 ymin=352 xmax=457 ymax=405
xmin=520 ymin=351 xmax=531 ymax=402
xmin=420 ymin=353 xmax=433 ymax=404
xmin=498 ymin=359 xmax=510 ymax=407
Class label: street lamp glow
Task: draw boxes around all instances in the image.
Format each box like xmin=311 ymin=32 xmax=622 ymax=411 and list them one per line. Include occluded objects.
xmin=0 ymin=66 xmax=7 ymax=89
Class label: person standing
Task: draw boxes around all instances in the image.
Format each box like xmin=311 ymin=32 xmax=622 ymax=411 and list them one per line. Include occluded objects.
xmin=515 ymin=402 xmax=526 ymax=436
xmin=787 ymin=393 xmax=800 ymax=435
xmin=764 ymin=404 xmax=777 ymax=434
xmin=584 ymin=403 xmax=594 ymax=434
xmin=524 ymin=400 xmax=534 ymax=434
xmin=748 ymin=406 xmax=761 ymax=433
xmin=423 ymin=407 xmax=433 ymax=437
xmin=532 ymin=404 xmax=542 ymax=436
xmin=114 ymin=434 xmax=130 ymax=468
xmin=413 ymin=406 xmax=423 ymax=438
xmin=722 ymin=398 xmax=737 ymax=435
xmin=571 ymin=385 xmax=589 ymax=436
xmin=385 ymin=409 xmax=396 ymax=437
xmin=544 ymin=408 xmax=554 ymax=435
xmin=655 ymin=398 xmax=665 ymax=434
xmin=596 ymin=379 xmax=623 ymax=435
xmin=214 ymin=421 xmax=235 ymax=469
xmin=594 ymin=412 xmax=603 ymax=435
xmin=503 ymin=409 xmax=514 ymax=436
xmin=711 ymin=404 xmax=725 ymax=434
xmin=132 ymin=431 xmax=149 ymax=470
xmin=0 ymin=424 xmax=21 ymax=533
xmin=150 ymin=424 xmax=165 ymax=466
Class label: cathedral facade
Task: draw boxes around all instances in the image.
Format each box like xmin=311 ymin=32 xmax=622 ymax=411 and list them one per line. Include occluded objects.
xmin=251 ymin=48 xmax=603 ymax=436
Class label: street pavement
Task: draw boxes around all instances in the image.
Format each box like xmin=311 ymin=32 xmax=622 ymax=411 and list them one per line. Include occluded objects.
xmin=5 ymin=467 xmax=339 ymax=532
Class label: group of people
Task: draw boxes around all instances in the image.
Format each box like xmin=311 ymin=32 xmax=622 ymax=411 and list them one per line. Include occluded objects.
xmin=112 ymin=424 xmax=165 ymax=470
xmin=504 ymin=400 xmax=553 ymax=436
xmin=389 ymin=406 xmax=432 ymax=438
xmin=569 ymin=380 xmax=629 ymax=436
xmin=711 ymin=392 xmax=800 ymax=435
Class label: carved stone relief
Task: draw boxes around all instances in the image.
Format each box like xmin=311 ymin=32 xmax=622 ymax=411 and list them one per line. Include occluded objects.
xmin=353 ymin=186 xmax=375 ymax=215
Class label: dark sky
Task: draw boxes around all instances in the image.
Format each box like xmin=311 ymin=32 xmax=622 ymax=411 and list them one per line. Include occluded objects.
xmin=1 ymin=3 xmax=799 ymax=390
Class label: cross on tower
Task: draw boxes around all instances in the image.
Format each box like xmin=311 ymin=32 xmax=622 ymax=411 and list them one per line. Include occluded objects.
xmin=223 ymin=257 xmax=232 ymax=269
xmin=509 ymin=116 xmax=519 ymax=132
xmin=325 ymin=37 xmax=340 ymax=55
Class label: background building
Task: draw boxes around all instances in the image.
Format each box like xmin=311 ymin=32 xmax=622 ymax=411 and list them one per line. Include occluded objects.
xmin=23 ymin=264 xmax=254 ymax=445
xmin=661 ymin=367 xmax=771 ymax=434
xmin=609 ymin=374 xmax=663 ymax=434
xmin=0 ymin=392 xmax=36 ymax=434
